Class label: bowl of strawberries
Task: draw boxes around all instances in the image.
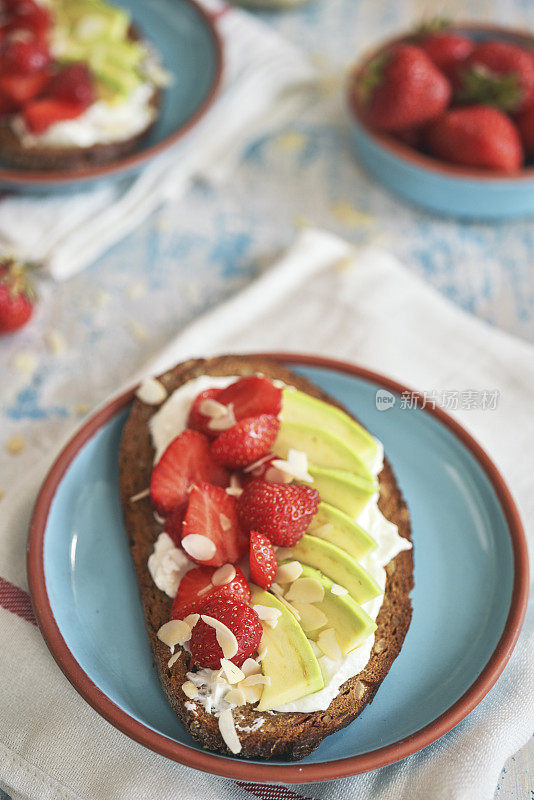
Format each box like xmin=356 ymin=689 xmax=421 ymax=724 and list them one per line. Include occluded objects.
xmin=348 ymin=20 xmax=534 ymax=219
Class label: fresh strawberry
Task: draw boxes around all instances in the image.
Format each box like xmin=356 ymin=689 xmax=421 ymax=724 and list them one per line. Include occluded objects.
xmin=516 ymin=105 xmax=534 ymax=157
xmin=458 ymin=40 xmax=534 ymax=112
xmin=419 ymin=32 xmax=474 ymax=80
xmin=0 ymin=260 xmax=35 ymax=334
xmin=211 ymin=414 xmax=280 ymax=469
xmin=23 ymin=98 xmax=87 ymax=134
xmin=163 ymin=505 xmax=186 ymax=547
xmin=187 ymin=387 xmax=223 ymax=438
xmin=249 ymin=531 xmax=277 ymax=590
xmin=5 ymin=0 xmax=51 ymax=38
xmin=216 ymin=376 xmax=283 ymax=421
xmin=425 ymin=105 xmax=523 ymax=172
xmin=189 ymin=596 xmax=262 ymax=669
xmin=0 ymin=69 xmax=49 ymax=106
xmin=46 ymin=63 xmax=96 ymax=107
xmin=1 ymin=37 xmax=50 ymax=74
xmin=181 ymin=482 xmax=248 ymax=566
xmin=170 ymin=564 xmax=251 ymax=619
xmin=356 ymin=44 xmax=451 ymax=132
xmin=150 ymin=430 xmax=229 ymax=516
xmin=238 ymin=480 xmax=320 ymax=547
xmin=0 ymin=93 xmax=17 ymax=116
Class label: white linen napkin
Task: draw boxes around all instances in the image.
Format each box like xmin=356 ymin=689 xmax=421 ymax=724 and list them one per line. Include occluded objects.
xmin=0 ymin=229 xmax=532 ymax=800
xmin=0 ymin=0 xmax=314 ymax=281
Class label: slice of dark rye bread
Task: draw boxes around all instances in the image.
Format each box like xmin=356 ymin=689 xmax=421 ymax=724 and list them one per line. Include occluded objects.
xmin=0 ymin=27 xmax=161 ymax=173
xmin=119 ymin=355 xmax=414 ymax=761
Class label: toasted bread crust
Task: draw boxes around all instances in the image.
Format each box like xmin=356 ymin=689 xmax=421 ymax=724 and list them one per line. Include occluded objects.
xmin=119 ymin=356 xmax=414 ymax=761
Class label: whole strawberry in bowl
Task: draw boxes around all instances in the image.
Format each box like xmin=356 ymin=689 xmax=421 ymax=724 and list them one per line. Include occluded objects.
xmin=0 ymin=258 xmax=36 ymax=333
xmin=347 ymin=21 xmax=534 ymax=219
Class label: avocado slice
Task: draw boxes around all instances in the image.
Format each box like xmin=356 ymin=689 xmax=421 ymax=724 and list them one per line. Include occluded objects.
xmin=251 ymin=587 xmax=324 ymax=711
xmin=308 ymin=502 xmax=377 ymax=560
xmin=288 ymin=563 xmax=377 ymax=653
xmin=281 ymin=389 xmax=380 ymax=472
xmin=281 ymin=535 xmax=382 ymax=604
xmin=301 ymin=465 xmax=377 ymax=519
xmin=273 ymin=420 xmax=374 ymax=483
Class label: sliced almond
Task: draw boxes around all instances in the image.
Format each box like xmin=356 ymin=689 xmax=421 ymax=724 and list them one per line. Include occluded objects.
xmin=183 ymin=613 xmax=200 ymax=628
xmin=292 ymin=602 xmax=328 ymax=632
xmin=257 ymin=642 xmax=268 ymax=661
xmin=198 ymin=398 xmax=228 ymax=419
xmin=135 ymin=377 xmax=168 ymax=405
xmin=225 ymin=474 xmax=243 ymax=498
xmin=285 ymin=577 xmax=325 ymax=604
xmin=252 ymin=604 xmax=282 ymax=624
xmin=241 ymin=658 xmax=262 ymax=677
xmin=275 ymin=594 xmax=301 ymax=621
xmin=317 ymin=628 xmax=342 ymax=662
xmin=129 ymin=487 xmax=150 ymax=503
xmin=224 ymin=687 xmax=246 ymax=706
xmin=269 ymin=582 xmax=285 ymax=597
xmin=201 ymin=615 xmax=238 ymax=659
xmin=212 ymin=564 xmax=236 ymax=586
xmin=220 ymin=658 xmax=245 ymax=684
xmin=271 ymin=449 xmax=313 ymax=483
xmin=243 ymin=453 xmax=275 ymax=473
xmin=181 ymin=681 xmax=199 ymax=700
xmin=242 ymin=684 xmax=263 ymax=704
xmin=219 ymin=514 xmax=232 ymax=532
xmin=330 ymin=583 xmax=349 ymax=596
xmin=241 ymin=673 xmax=271 ymax=687
xmin=182 ymin=534 xmax=216 ymax=561
xmin=168 ymin=652 xmax=181 ymax=668
xmin=208 ymin=403 xmax=236 ymax=431
xmin=275 ymin=561 xmax=303 ymax=584
xmin=264 ymin=466 xmax=293 ymax=484
xmin=157 ymin=619 xmax=192 ymax=649
xmin=218 ymin=708 xmax=242 ymax=754
xmin=275 ymin=547 xmax=294 ymax=562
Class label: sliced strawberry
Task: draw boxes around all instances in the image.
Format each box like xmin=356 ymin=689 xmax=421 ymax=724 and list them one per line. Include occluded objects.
xmin=181 ymin=482 xmax=248 ymax=566
xmin=249 ymin=531 xmax=277 ymax=590
xmin=46 ymin=63 xmax=95 ymax=107
xmin=5 ymin=0 xmax=51 ymax=38
xmin=216 ymin=376 xmax=282 ymax=421
xmin=211 ymin=414 xmax=280 ymax=469
xmin=170 ymin=564 xmax=251 ymax=619
xmin=23 ymin=98 xmax=87 ymax=134
xmin=1 ymin=37 xmax=50 ymax=74
xmin=0 ymin=70 xmax=49 ymax=107
xmin=238 ymin=480 xmax=320 ymax=547
xmin=150 ymin=430 xmax=229 ymax=516
xmin=187 ymin=387 xmax=223 ymax=438
xmin=163 ymin=505 xmax=186 ymax=547
xmin=189 ymin=596 xmax=262 ymax=669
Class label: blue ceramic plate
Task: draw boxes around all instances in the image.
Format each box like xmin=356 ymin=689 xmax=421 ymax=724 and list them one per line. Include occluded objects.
xmin=0 ymin=0 xmax=222 ymax=192
xmin=27 ymin=355 xmax=528 ymax=782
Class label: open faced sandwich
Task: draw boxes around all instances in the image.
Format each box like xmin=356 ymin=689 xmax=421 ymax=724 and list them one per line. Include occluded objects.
xmin=0 ymin=0 xmax=169 ymax=171
xmin=119 ymin=356 xmax=414 ymax=761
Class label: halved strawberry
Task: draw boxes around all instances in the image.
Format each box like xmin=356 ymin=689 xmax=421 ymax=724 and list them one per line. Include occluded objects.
xmin=170 ymin=564 xmax=251 ymax=619
xmin=1 ymin=37 xmax=50 ymax=74
xmin=23 ymin=98 xmax=87 ymax=134
xmin=163 ymin=505 xmax=186 ymax=547
xmin=189 ymin=596 xmax=262 ymax=669
xmin=0 ymin=70 xmax=49 ymax=107
xmin=150 ymin=430 xmax=229 ymax=516
xmin=46 ymin=63 xmax=95 ymax=107
xmin=211 ymin=414 xmax=280 ymax=469
xmin=249 ymin=531 xmax=277 ymax=590
xmin=238 ymin=480 xmax=320 ymax=547
xmin=5 ymin=0 xmax=51 ymax=39
xmin=216 ymin=376 xmax=282 ymax=420
xmin=181 ymin=482 xmax=248 ymax=567
xmin=187 ymin=387 xmax=222 ymax=438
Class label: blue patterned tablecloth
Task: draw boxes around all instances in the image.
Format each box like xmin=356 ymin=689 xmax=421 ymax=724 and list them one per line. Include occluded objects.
xmin=0 ymin=0 xmax=532 ymax=797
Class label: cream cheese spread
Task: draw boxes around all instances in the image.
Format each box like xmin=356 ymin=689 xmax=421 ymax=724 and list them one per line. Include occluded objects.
xmin=147 ymin=375 xmax=412 ymax=714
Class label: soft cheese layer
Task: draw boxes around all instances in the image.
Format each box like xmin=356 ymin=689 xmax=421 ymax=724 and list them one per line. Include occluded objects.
xmin=148 ymin=375 xmax=411 ymax=714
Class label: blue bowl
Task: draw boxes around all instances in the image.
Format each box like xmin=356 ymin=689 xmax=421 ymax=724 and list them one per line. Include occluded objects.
xmin=348 ymin=25 xmax=534 ymax=220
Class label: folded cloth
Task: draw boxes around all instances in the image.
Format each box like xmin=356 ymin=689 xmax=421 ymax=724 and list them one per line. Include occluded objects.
xmin=0 ymin=0 xmax=314 ymax=281
xmin=0 ymin=229 xmax=532 ymax=800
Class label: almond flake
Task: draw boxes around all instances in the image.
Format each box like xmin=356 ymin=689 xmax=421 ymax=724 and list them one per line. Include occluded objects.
xmin=269 ymin=582 xmax=285 ymax=597
xmin=257 ymin=642 xmax=268 ymax=661
xmin=218 ymin=708 xmax=242 ymax=754
xmin=241 ymin=673 xmax=271 ymax=687
xmin=212 ymin=564 xmax=236 ymax=586
xmin=275 ymin=547 xmax=294 ymax=562
xmin=136 ymin=377 xmax=168 ymax=405
xmin=264 ymin=467 xmax=293 ymax=484
xmin=275 ymin=594 xmax=301 ymax=621
xmin=219 ymin=514 xmax=232 ymax=532
xmin=241 ymin=658 xmax=262 ymax=677
xmin=182 ymin=681 xmax=199 ymax=700
xmin=242 ymin=685 xmax=263 ymax=704
xmin=182 ymin=534 xmax=216 ymax=561
xmin=45 ymin=329 xmax=67 ymax=356
xmin=157 ymin=619 xmax=192 ymax=649
xmin=275 ymin=561 xmax=303 ymax=584
xmin=130 ymin=487 xmax=150 ymax=503
xmin=243 ymin=453 xmax=274 ymax=473
xmin=271 ymin=449 xmax=313 ymax=483
xmin=225 ymin=474 xmax=243 ymax=498
xmin=224 ymin=687 xmax=246 ymax=706
xmin=220 ymin=658 xmax=245 ymax=684
xmin=208 ymin=403 xmax=236 ymax=431
xmin=198 ymin=583 xmax=213 ymax=596
xmin=198 ymin=398 xmax=228 ymax=419
xmin=6 ymin=435 xmax=25 ymax=455
xmin=292 ymin=602 xmax=328 ymax=632
xmin=317 ymin=628 xmax=342 ymax=662
xmin=168 ymin=652 xmax=181 ymax=668
xmin=330 ymin=583 xmax=349 ymax=596
xmin=201 ymin=615 xmax=238 ymax=659
xmin=183 ymin=613 xmax=200 ymax=629
xmin=252 ymin=605 xmax=282 ymax=624
xmin=285 ymin=577 xmax=325 ymax=604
